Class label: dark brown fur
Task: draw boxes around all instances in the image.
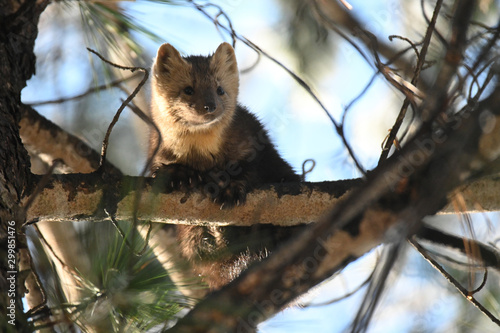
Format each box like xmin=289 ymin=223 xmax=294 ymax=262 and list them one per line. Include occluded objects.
xmin=150 ymin=43 xmax=301 ymax=289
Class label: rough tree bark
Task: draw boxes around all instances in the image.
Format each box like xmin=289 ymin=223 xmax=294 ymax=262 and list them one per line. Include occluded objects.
xmin=0 ymin=1 xmax=48 ymax=332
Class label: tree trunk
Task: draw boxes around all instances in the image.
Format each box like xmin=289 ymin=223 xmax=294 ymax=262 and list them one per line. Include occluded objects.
xmin=0 ymin=1 xmax=48 ymax=332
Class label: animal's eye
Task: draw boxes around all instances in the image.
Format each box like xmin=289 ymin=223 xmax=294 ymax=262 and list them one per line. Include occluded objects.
xmin=216 ymin=86 xmax=225 ymax=96
xmin=184 ymin=86 xmax=194 ymax=95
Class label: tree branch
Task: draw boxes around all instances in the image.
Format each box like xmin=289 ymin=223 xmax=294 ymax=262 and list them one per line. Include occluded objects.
xmin=415 ymin=224 xmax=500 ymax=269
xmin=24 ymin=175 xmax=361 ymax=226
xmin=310 ymin=0 xmax=431 ymax=86
xmin=23 ymin=173 xmax=500 ymax=227
xmin=19 ymin=105 xmax=122 ymax=176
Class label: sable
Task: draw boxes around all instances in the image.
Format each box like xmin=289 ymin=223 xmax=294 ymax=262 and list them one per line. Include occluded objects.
xmin=149 ymin=43 xmax=301 ymax=288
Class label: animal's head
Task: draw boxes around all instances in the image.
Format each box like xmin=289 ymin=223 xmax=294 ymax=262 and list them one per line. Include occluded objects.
xmin=152 ymin=42 xmax=239 ymax=130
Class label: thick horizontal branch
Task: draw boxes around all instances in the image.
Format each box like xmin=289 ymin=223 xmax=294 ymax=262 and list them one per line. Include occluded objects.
xmin=24 ymin=173 xmax=499 ymax=226
xmin=25 ymin=174 xmax=361 ymax=226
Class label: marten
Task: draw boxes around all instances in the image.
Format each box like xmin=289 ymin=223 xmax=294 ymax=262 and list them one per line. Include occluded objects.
xmin=149 ymin=42 xmax=301 ymax=289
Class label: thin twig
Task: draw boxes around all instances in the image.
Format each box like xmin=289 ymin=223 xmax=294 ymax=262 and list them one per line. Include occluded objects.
xmin=415 ymin=224 xmax=500 ymax=269
xmin=118 ymin=97 xmax=161 ymax=253
xmin=300 ymin=159 xmax=316 ymax=181
xmin=304 ymin=266 xmax=375 ymax=308
xmin=351 ymin=241 xmax=403 ymax=333
xmin=117 ymin=95 xmax=162 ymax=177
xmin=34 ymin=224 xmax=68 ymax=270
xmin=342 ymin=71 xmax=378 ymax=122
xmin=420 ymin=0 xmax=447 ymax=47
xmin=240 ymin=51 xmax=261 ymax=74
xmin=388 ymin=35 xmax=421 ymax=60
xmin=468 ymin=57 xmax=499 ymax=101
xmin=341 ymin=41 xmax=424 ymax=134
xmin=25 ymin=73 xmax=141 ymax=106
xmin=86 ymin=47 xmax=149 ymax=170
xmin=85 ymin=49 xmax=151 ymax=273
xmin=422 ymin=0 xmax=476 ymax=123
xmin=25 ymin=261 xmax=48 ymax=318
xmin=470 ymin=21 xmax=500 ymax=73
xmin=421 ymin=247 xmax=491 ymax=270
xmin=378 ymin=0 xmax=444 ymax=164
xmin=410 ymin=239 xmax=500 ymax=327
xmin=469 ymin=268 xmax=488 ymax=296
xmin=104 ymin=209 xmax=151 ymax=257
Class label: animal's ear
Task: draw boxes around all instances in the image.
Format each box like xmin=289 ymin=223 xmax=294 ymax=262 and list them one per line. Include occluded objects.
xmin=155 ymin=43 xmax=188 ymax=73
xmin=211 ymin=42 xmax=238 ymax=76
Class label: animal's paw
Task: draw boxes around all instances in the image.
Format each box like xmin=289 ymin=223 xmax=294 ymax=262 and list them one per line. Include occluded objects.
xmin=203 ymin=178 xmax=248 ymax=209
xmin=153 ymin=164 xmax=249 ymax=209
xmin=152 ymin=163 xmax=201 ymax=192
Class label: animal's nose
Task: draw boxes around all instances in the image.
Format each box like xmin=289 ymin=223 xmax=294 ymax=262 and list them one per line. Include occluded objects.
xmin=204 ymin=102 xmax=217 ymax=113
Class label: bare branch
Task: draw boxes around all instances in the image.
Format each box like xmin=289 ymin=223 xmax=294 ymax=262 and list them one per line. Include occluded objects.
xmin=24 ymin=73 xmax=141 ymax=106
xmin=24 ymin=176 xmax=361 ymax=226
xmin=22 ymin=172 xmax=500 ymax=229
xmin=421 ymin=0 xmax=476 ymax=122
xmin=310 ymin=0 xmax=427 ymax=81
xmin=410 ymin=239 xmax=500 ymax=326
xmin=85 ymin=48 xmax=149 ymax=170
xmin=415 ymin=224 xmax=500 ymax=269
xmin=19 ymin=105 xmax=122 ymax=176
xmin=379 ymin=0 xmax=444 ymax=163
